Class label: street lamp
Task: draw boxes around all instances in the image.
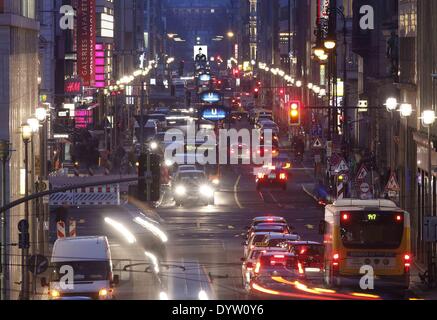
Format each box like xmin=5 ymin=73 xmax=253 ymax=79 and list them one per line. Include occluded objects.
xmin=319 ymin=53 xmax=329 ymax=62
xmin=399 ymin=103 xmax=413 ymax=118
xmin=422 ymin=110 xmax=436 ymax=126
xmin=385 ymin=97 xmax=398 ymax=112
xmin=227 ymin=31 xmax=235 ymax=39
xmin=27 ymin=118 xmax=39 ymax=133
xmin=324 ymin=37 xmax=337 ymax=50
xmin=35 ymin=107 xmax=47 ymax=122
xmin=20 ymin=123 xmax=31 ymax=300
xmin=314 ymin=46 xmax=325 ymax=58
xmin=21 ymin=124 xmax=32 ymax=142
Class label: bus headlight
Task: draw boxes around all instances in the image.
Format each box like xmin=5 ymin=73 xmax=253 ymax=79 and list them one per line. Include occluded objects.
xmin=175 ymin=185 xmax=187 ymax=196
xmin=199 ymin=185 xmax=214 ymax=198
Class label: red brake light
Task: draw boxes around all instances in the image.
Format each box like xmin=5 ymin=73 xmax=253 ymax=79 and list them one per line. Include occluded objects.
xmin=279 ymin=173 xmax=287 ymax=180
xmin=404 ymin=254 xmax=412 ymax=271
xmin=333 ymin=253 xmax=340 ymax=267
xmin=396 ymin=215 xmax=403 ymax=221
xmin=342 ymin=213 xmax=349 ymax=221
xmin=298 ymin=262 xmax=304 ymax=274
xmin=274 ymin=255 xmax=285 ymax=259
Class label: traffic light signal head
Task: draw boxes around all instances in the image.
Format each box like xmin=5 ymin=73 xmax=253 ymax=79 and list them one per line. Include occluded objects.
xmin=254 ymin=87 xmax=260 ymax=99
xmin=289 ymin=101 xmax=301 ymax=126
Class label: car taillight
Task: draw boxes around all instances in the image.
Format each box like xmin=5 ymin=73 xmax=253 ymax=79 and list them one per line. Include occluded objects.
xmin=257 ymin=173 xmax=265 ymax=179
xmin=341 ymin=213 xmax=349 ymax=221
xmin=404 ymin=254 xmax=411 ymax=272
xmin=254 ymin=262 xmax=261 ymax=274
xmin=298 ymin=262 xmax=304 ymax=274
xmin=279 ymin=173 xmax=287 ymax=180
xmin=333 ymin=253 xmax=340 ymax=267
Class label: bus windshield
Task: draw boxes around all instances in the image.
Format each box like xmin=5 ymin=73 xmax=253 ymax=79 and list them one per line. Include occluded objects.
xmin=340 ymin=212 xmax=404 ymax=249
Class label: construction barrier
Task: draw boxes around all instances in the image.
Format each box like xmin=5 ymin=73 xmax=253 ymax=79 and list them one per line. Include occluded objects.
xmin=57 ymin=221 xmax=66 ymax=239
xmin=50 ymin=185 xmax=120 ymax=206
xmin=69 ymin=220 xmax=77 ymax=238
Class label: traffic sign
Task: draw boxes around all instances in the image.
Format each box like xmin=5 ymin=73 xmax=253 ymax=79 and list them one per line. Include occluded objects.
xmin=385 ymin=172 xmax=400 ymax=191
xmin=335 ymin=158 xmax=349 ymax=173
xmin=356 ymin=165 xmax=369 ymax=182
xmin=200 ymin=106 xmax=228 ymax=121
xmin=312 ymin=138 xmax=323 ymax=149
xmin=28 ymin=255 xmax=49 ymax=275
xmin=200 ymin=91 xmax=222 ymax=104
xmin=360 ymin=182 xmax=370 ymax=194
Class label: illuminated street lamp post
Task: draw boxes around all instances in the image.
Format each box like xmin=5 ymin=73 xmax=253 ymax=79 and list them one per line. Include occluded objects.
xmin=20 ymin=123 xmax=32 ymax=300
xmin=421 ymin=109 xmax=436 ymax=284
xmin=35 ymin=106 xmax=49 ymax=256
xmin=385 ymin=97 xmax=398 ymax=170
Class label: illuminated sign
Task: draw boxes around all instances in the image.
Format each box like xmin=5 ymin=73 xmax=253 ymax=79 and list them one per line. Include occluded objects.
xmin=194 ymin=45 xmax=208 ymax=61
xmin=77 ymin=0 xmax=96 ymax=86
xmin=201 ymin=106 xmax=228 ymax=121
xmin=65 ymin=79 xmax=82 ymax=94
xmin=95 ymin=43 xmax=105 ymax=88
xmin=75 ymin=109 xmax=94 ymax=128
xmin=199 ymin=74 xmax=211 ymax=82
xmin=200 ymin=91 xmax=222 ymax=104
xmin=368 ymin=214 xmax=377 ymax=221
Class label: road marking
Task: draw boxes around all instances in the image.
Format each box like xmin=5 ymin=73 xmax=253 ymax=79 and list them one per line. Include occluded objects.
xmin=268 ymin=191 xmax=284 ymax=208
xmin=234 ymin=175 xmax=244 ymax=209
xmin=258 ymin=191 xmax=265 ymax=202
xmin=305 ymin=224 xmax=315 ymax=230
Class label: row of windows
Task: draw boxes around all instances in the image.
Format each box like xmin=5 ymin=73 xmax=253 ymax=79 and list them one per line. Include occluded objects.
xmin=0 ymin=0 xmax=36 ymax=19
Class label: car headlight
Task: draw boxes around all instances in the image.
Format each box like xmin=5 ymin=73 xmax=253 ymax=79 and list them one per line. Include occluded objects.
xmin=99 ymin=288 xmax=112 ymax=300
xmin=150 ymin=141 xmax=159 ymax=150
xmin=212 ymin=178 xmax=220 ymax=186
xmin=165 ymin=159 xmax=174 ymax=167
xmin=175 ymin=185 xmax=186 ymax=196
xmin=50 ymin=289 xmax=61 ymax=299
xmin=199 ymin=185 xmax=214 ymax=198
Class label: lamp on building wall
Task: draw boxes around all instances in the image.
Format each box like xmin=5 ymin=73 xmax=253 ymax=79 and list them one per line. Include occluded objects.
xmin=421 ymin=110 xmax=436 ymax=126
xmin=385 ymin=97 xmax=398 ymax=112
xmin=399 ymin=103 xmax=413 ymax=118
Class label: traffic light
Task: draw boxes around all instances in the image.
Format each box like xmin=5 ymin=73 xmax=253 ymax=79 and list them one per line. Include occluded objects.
xmin=138 ymin=153 xmax=161 ymax=202
xmin=279 ymin=88 xmax=285 ymax=96
xmin=289 ymin=101 xmax=301 ymax=126
xmin=253 ymin=87 xmax=260 ymax=99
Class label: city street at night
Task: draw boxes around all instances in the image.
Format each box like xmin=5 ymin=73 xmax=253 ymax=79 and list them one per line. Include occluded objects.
xmin=0 ymin=0 xmax=436 ymax=314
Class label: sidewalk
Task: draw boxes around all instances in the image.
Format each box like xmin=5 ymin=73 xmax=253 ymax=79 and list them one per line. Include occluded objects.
xmin=409 ymin=263 xmax=437 ymax=300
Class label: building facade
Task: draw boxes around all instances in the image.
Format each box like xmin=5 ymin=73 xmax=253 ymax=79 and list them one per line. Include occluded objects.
xmin=0 ymin=0 xmax=39 ymax=299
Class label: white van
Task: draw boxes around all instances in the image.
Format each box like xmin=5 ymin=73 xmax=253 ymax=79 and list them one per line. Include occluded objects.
xmin=42 ymin=236 xmax=119 ymax=300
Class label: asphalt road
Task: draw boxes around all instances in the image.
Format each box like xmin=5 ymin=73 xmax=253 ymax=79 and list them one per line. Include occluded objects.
xmin=156 ymin=150 xmax=324 ymax=300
